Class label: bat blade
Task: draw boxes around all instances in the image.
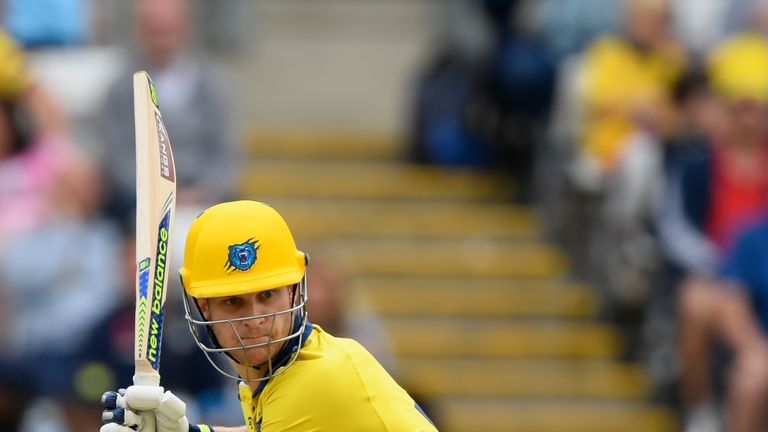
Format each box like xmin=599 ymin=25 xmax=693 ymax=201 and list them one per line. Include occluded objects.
xmin=133 ymin=71 xmax=177 ymax=388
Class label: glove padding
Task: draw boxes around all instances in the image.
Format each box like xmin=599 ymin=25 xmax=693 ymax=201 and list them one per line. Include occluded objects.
xmin=100 ymin=386 xmax=190 ymax=432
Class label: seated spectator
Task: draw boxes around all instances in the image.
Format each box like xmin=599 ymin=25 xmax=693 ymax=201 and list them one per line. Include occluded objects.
xmin=658 ymin=30 xmax=768 ymax=277
xmin=578 ymin=0 xmax=683 ymax=179
xmin=0 ymin=146 xmax=116 ymax=359
xmin=409 ymin=0 xmax=555 ymax=202
xmin=0 ymin=30 xmax=77 ymax=244
xmin=638 ymin=67 xmax=726 ymax=402
xmin=564 ymin=0 xmax=684 ymax=314
xmin=408 ymin=33 xmax=496 ymax=167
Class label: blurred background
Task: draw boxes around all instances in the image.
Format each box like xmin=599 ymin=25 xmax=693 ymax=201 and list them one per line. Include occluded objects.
xmin=4 ymin=0 xmax=768 ymax=431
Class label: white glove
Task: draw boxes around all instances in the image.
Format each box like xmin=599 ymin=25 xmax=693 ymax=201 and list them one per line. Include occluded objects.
xmin=100 ymin=386 xmax=190 ymax=432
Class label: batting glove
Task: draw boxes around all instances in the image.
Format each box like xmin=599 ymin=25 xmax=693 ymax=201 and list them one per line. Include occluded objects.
xmin=100 ymin=386 xmax=210 ymax=432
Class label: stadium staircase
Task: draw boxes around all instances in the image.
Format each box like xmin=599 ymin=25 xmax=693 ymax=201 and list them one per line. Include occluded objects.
xmin=239 ymin=131 xmax=676 ymax=432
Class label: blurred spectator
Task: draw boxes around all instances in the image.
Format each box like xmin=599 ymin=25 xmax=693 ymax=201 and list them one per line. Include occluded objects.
xmin=99 ymin=0 xmax=240 ymax=311
xmin=483 ymin=0 xmax=556 ymax=202
xmin=639 ymin=66 xmax=727 ymax=411
xmin=408 ymin=0 xmax=495 ymax=168
xmin=408 ymin=49 xmax=496 ymax=167
xmin=0 ymin=145 xmax=116 ymax=363
xmin=673 ymin=27 xmax=768 ymax=432
xmin=562 ymin=0 xmax=684 ymax=313
xmin=659 ymin=31 xmax=768 ymax=278
xmin=0 ymin=101 xmax=53 ymax=240
xmin=410 ymin=0 xmax=555 ymax=201
xmin=99 ymin=0 xmax=238 ymax=219
xmin=3 ymin=0 xmax=91 ymax=48
xmin=577 ymin=0 xmax=683 ymax=191
xmin=0 ymin=29 xmax=78 ymax=244
xmin=0 ymin=101 xmax=94 ymax=240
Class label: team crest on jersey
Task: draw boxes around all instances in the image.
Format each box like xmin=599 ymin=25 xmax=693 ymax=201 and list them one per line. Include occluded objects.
xmin=225 ymin=238 xmax=260 ymax=273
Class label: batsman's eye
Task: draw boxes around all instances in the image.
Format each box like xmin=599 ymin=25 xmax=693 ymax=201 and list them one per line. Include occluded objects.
xmin=224 ymin=297 xmax=241 ymax=306
xmin=260 ymin=290 xmax=274 ymax=300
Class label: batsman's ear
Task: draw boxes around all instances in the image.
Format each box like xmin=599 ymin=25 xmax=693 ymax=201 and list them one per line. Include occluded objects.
xmin=181 ymin=274 xmax=207 ymax=318
xmin=195 ymin=298 xmax=210 ymax=320
xmin=180 ymin=270 xmax=210 ymax=320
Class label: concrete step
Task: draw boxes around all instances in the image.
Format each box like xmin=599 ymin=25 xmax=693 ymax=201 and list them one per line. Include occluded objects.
xmin=324 ymin=238 xmax=567 ymax=278
xmin=399 ymin=358 xmax=650 ymax=399
xmin=246 ymin=130 xmax=401 ymax=160
xmin=351 ymin=277 xmax=598 ymax=318
xmin=384 ymin=319 xmax=621 ymax=359
xmin=432 ymin=399 xmax=676 ymax=432
xmin=268 ymin=198 xmax=540 ymax=239
xmin=238 ymin=160 xmax=510 ymax=200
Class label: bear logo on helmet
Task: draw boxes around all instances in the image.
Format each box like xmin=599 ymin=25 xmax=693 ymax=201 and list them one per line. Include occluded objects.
xmin=224 ymin=238 xmax=260 ymax=273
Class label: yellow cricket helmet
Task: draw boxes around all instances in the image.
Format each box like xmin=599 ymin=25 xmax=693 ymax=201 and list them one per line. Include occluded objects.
xmin=180 ymin=200 xmax=310 ymax=383
xmin=179 ymin=200 xmax=307 ymax=298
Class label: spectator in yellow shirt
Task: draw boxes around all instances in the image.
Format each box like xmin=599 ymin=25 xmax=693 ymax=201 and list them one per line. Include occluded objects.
xmin=580 ymin=0 xmax=684 ymax=171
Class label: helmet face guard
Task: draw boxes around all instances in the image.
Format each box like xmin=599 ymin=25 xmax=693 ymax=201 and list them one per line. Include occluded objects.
xmin=183 ymin=277 xmax=309 ymax=383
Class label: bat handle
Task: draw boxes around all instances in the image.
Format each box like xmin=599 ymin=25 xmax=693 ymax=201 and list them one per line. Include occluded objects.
xmin=140 ymin=411 xmax=157 ymax=432
xmin=132 ymin=373 xmax=161 ymax=432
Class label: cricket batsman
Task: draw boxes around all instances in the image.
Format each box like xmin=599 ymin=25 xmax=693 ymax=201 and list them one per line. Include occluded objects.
xmin=100 ymin=200 xmax=438 ymax=431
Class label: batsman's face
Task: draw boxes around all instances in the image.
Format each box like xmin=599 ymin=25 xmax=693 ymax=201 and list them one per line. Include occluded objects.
xmin=200 ymin=286 xmax=294 ymax=369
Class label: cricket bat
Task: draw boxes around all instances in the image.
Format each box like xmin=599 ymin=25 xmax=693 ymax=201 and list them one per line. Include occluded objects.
xmin=133 ymin=71 xmax=176 ymax=429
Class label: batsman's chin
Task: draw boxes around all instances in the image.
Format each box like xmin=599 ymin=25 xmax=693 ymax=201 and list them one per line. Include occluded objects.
xmin=233 ymin=344 xmax=275 ymax=368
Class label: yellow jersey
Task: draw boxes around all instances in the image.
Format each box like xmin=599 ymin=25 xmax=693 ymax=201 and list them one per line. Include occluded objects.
xmin=240 ymin=324 xmax=437 ymax=432
xmin=581 ymin=36 xmax=682 ymax=167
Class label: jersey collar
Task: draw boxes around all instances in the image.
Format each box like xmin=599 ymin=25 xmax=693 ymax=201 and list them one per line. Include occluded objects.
xmin=251 ymin=318 xmax=313 ymax=396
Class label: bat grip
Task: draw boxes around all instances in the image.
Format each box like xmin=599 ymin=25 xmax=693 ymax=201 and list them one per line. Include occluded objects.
xmin=132 ymin=373 xmax=161 ymax=432
xmin=140 ymin=411 xmax=157 ymax=432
